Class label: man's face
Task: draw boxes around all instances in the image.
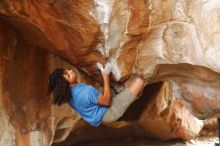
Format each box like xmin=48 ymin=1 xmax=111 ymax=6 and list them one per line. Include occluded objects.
xmin=63 ymin=69 xmax=77 ymax=84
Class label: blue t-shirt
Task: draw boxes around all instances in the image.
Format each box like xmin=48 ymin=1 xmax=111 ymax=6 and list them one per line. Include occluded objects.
xmin=69 ymin=83 xmax=108 ymax=127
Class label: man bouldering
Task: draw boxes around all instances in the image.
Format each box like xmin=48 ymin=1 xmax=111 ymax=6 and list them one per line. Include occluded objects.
xmin=47 ymin=63 xmax=145 ymax=127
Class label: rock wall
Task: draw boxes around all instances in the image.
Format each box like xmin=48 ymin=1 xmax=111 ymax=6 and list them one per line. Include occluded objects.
xmin=0 ymin=0 xmax=220 ymax=145
xmin=0 ymin=21 xmax=82 ymax=146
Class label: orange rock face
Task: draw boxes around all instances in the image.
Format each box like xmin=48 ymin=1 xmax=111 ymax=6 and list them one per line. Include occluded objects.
xmin=1 ymin=0 xmax=220 ymax=145
xmin=0 ymin=1 xmax=105 ymax=77
xmin=0 ymin=20 xmax=81 ymax=146
xmin=139 ymin=82 xmax=203 ymax=141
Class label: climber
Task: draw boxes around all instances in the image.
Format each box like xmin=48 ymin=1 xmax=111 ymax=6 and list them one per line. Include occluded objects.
xmin=47 ymin=62 xmax=145 ymax=127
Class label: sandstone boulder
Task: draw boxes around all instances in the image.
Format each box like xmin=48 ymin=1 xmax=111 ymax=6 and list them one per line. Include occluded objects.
xmin=1 ymin=0 xmax=220 ymax=145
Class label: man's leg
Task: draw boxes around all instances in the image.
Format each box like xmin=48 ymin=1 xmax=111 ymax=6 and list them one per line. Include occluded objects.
xmin=127 ymin=77 xmax=145 ymax=97
xmin=102 ymin=77 xmax=145 ymax=123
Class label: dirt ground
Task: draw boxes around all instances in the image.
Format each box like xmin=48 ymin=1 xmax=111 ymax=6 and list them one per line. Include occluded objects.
xmin=73 ymin=136 xmax=219 ymax=146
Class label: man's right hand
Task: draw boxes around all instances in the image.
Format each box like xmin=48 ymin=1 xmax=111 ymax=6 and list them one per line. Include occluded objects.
xmin=96 ymin=62 xmax=112 ymax=75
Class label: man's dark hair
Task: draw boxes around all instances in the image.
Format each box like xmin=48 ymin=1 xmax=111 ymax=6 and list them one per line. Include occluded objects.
xmin=47 ymin=68 xmax=71 ymax=106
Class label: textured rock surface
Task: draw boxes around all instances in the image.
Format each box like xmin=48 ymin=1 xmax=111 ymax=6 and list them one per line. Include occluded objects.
xmin=199 ymin=119 xmax=218 ymax=137
xmin=139 ymin=82 xmax=203 ymax=140
xmin=1 ymin=0 xmax=220 ymax=145
xmin=0 ymin=21 xmax=82 ymax=146
xmin=1 ymin=0 xmax=220 ymax=116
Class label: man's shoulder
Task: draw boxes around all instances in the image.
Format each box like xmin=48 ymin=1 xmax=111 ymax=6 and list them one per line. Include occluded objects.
xmin=71 ymin=83 xmax=88 ymax=90
xmin=86 ymin=85 xmax=98 ymax=92
xmin=71 ymin=83 xmax=98 ymax=99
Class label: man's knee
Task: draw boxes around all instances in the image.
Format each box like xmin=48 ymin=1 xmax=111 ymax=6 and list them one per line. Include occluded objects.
xmin=127 ymin=77 xmax=145 ymax=97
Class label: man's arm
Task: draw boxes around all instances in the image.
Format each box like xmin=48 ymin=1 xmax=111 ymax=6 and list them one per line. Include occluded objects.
xmin=98 ymin=74 xmax=111 ymax=106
